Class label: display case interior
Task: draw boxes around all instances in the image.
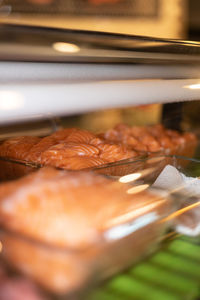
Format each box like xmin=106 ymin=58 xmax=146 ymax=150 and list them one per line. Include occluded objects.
xmin=0 ymin=23 xmax=200 ymax=300
xmin=0 ymin=102 xmax=200 ymax=299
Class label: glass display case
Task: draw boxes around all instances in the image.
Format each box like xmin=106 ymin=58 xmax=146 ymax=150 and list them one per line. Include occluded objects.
xmin=0 ymin=23 xmax=200 ymax=300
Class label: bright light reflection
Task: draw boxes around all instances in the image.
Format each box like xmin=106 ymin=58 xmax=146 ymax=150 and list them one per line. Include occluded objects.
xmin=176 ymin=224 xmax=200 ymax=237
xmin=127 ymin=184 xmax=149 ymax=194
xmin=119 ymin=167 xmax=156 ymax=184
xmin=141 ymin=167 xmax=156 ymax=176
xmin=0 ymin=91 xmax=24 ymax=110
xmin=119 ymin=172 xmax=141 ymax=183
xmin=53 ymin=42 xmax=80 ymax=53
xmin=162 ymin=200 xmax=200 ymax=222
xmin=106 ymin=199 xmax=165 ymax=227
xmin=104 ymin=212 xmax=158 ymax=240
xmin=146 ymin=156 xmax=165 ymax=164
xmin=184 ymin=83 xmax=200 ymax=90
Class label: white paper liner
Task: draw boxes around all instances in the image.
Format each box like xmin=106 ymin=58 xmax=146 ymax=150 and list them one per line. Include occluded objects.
xmin=153 ymin=164 xmax=200 ymax=237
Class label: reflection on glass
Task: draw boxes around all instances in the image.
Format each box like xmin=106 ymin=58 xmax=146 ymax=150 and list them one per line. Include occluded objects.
xmin=184 ymin=83 xmax=200 ymax=90
xmin=127 ymin=184 xmax=149 ymax=194
xmin=119 ymin=167 xmax=156 ymax=183
xmin=106 ymin=199 xmax=165 ymax=228
xmin=163 ymin=201 xmax=200 ymax=223
xmin=52 ymin=42 xmax=80 ymax=53
xmin=0 ymin=91 xmax=24 ymax=110
xmin=119 ymin=172 xmax=141 ymax=183
xmin=104 ymin=212 xmax=159 ymax=240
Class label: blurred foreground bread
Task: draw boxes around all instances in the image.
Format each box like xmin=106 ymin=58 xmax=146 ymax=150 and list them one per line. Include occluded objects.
xmin=0 ymin=167 xmax=171 ymax=294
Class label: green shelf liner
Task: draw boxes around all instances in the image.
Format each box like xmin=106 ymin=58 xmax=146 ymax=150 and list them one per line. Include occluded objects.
xmin=88 ymin=238 xmax=200 ymax=300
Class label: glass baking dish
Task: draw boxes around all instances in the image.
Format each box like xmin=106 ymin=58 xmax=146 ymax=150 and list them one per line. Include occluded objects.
xmin=0 ymin=155 xmax=200 ymax=298
xmin=0 ymin=120 xmax=198 ymax=182
xmin=0 ymin=159 xmax=173 ymax=298
xmin=0 ymin=21 xmax=199 ymax=300
xmin=93 ymin=154 xmax=200 ymax=238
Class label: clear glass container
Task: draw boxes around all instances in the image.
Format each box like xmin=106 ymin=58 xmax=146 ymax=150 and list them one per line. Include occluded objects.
xmin=0 ymin=158 xmax=174 ymax=298
xmin=0 ymin=20 xmax=199 ymax=300
xmin=0 ymin=155 xmax=200 ymax=298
